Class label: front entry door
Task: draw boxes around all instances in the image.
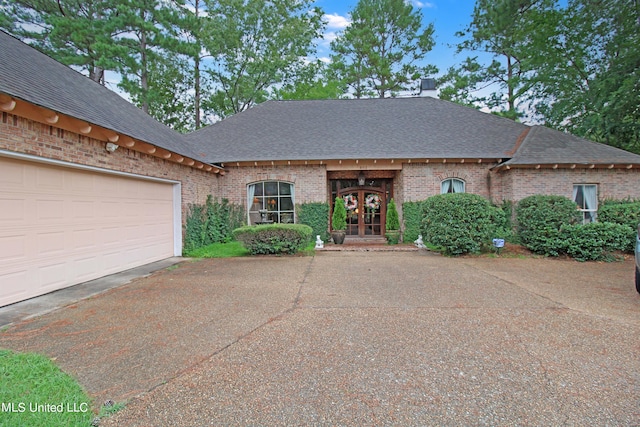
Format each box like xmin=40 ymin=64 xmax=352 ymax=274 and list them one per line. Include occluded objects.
xmin=338 ymin=188 xmax=386 ymax=237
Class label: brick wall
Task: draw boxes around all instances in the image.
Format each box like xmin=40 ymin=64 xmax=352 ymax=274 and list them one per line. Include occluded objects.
xmin=216 ymin=164 xmax=328 ymax=217
xmin=497 ymin=167 xmax=640 ymax=202
xmin=399 ymin=162 xmax=500 ymax=202
xmin=0 ymin=112 xmax=219 ymax=220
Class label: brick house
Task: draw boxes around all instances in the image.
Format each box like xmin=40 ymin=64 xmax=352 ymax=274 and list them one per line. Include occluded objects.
xmin=2 ymin=31 xmax=640 ymax=306
xmin=186 ymin=98 xmax=640 ymax=230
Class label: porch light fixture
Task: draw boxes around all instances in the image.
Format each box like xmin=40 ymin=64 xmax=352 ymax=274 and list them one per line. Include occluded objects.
xmin=358 ymin=171 xmax=366 ymax=186
xmin=105 ymin=142 xmax=119 ymax=153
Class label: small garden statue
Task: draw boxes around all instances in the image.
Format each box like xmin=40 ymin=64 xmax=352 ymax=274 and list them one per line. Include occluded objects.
xmin=414 ymin=234 xmax=426 ymax=249
xmin=315 ymin=235 xmax=324 ymax=249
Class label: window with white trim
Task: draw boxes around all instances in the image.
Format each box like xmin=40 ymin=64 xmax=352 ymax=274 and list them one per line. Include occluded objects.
xmin=247 ymin=181 xmax=295 ymax=225
xmin=573 ymin=184 xmax=598 ymax=223
xmin=441 ymin=178 xmax=465 ymax=194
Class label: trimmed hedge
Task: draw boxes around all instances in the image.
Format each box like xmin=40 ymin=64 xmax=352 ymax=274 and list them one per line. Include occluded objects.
xmin=420 ymin=193 xmax=506 ymax=256
xmin=562 ymin=222 xmax=633 ymax=261
xmin=232 ymin=224 xmax=313 ymax=255
xmin=297 ymin=202 xmax=330 ymax=242
xmin=516 ymin=195 xmax=582 ymax=256
xmin=385 ymin=199 xmax=400 ymax=230
xmin=402 ymin=201 xmax=424 ymax=243
xmin=597 ymin=200 xmax=640 ymax=252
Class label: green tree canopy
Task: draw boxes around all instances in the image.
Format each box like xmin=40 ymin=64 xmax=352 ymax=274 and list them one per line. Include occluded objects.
xmin=525 ymin=0 xmax=640 ymax=153
xmin=440 ymin=0 xmax=556 ymax=120
xmin=200 ymin=0 xmax=324 ymax=118
xmin=329 ymin=0 xmax=436 ymax=98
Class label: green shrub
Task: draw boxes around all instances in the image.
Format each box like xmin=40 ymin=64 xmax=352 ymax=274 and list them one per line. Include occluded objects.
xmin=297 ymin=202 xmax=330 ymax=241
xmin=331 ymin=196 xmax=347 ymax=231
xmin=184 ymin=196 xmax=245 ymax=253
xmin=184 ymin=203 xmax=206 ymax=253
xmin=420 ymin=193 xmax=506 ymax=256
xmin=402 ymin=201 xmax=424 ymax=243
xmin=232 ymin=224 xmax=313 ymax=255
xmin=597 ymin=200 xmax=640 ymax=252
xmin=385 ymin=199 xmax=400 ymax=231
xmin=516 ymin=195 xmax=582 ymax=256
xmin=563 ymin=222 xmax=634 ymax=261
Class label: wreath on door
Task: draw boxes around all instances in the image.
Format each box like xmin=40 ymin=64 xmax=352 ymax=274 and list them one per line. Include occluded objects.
xmin=343 ymin=194 xmax=358 ymax=211
xmin=365 ymin=194 xmax=381 ymax=210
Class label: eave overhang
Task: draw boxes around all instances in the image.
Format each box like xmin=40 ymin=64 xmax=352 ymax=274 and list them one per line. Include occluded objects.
xmin=0 ymin=92 xmax=224 ymax=175
xmin=219 ymin=157 xmax=503 ymax=170
xmin=492 ymin=162 xmax=640 ymax=172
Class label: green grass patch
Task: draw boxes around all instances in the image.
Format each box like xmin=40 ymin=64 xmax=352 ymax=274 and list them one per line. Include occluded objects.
xmin=184 ymin=241 xmax=250 ymax=258
xmin=0 ymin=349 xmax=94 ymax=427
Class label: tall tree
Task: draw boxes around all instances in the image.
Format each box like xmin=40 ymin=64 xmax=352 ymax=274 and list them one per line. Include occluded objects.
xmin=526 ymin=0 xmax=640 ymax=152
xmin=329 ymin=0 xmax=436 ymax=99
xmin=200 ymin=0 xmax=324 ymax=119
xmin=1 ymin=0 xmax=122 ymax=84
xmin=441 ymin=0 xmax=555 ymax=119
xmin=272 ymin=60 xmax=346 ymax=100
xmin=111 ymin=0 xmax=185 ymax=114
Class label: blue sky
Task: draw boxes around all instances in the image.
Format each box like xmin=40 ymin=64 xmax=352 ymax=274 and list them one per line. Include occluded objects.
xmin=313 ymin=0 xmax=478 ymax=77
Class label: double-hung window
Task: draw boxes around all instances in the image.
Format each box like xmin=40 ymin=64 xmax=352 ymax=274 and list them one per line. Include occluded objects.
xmin=247 ymin=181 xmax=295 ymax=224
xmin=573 ymin=184 xmax=598 ymax=223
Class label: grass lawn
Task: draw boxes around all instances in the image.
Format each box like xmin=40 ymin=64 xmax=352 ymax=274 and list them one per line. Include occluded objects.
xmin=184 ymin=240 xmax=316 ymax=258
xmin=184 ymin=241 xmax=250 ymax=258
xmin=0 ymin=349 xmax=94 ymax=427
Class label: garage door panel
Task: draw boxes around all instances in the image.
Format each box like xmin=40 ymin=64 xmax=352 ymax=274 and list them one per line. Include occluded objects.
xmin=0 ymin=162 xmax=26 ymax=186
xmin=0 ymin=234 xmax=25 ymax=261
xmin=37 ymin=262 xmax=67 ymax=291
xmin=0 ymin=270 xmax=29 ymax=306
xmin=36 ymin=231 xmax=66 ymax=255
xmin=36 ymin=165 xmax=64 ymax=189
xmin=0 ymin=198 xmax=24 ymax=221
xmin=0 ymin=157 xmax=177 ymax=307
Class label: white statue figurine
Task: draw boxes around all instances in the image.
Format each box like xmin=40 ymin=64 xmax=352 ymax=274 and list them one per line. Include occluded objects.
xmin=414 ymin=234 xmax=426 ymax=249
xmin=315 ymin=235 xmax=324 ymax=249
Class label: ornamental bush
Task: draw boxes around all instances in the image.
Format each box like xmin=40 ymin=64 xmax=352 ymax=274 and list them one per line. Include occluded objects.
xmin=562 ymin=222 xmax=633 ymax=261
xmin=232 ymin=224 xmax=313 ymax=255
xmin=331 ymin=196 xmax=347 ymax=231
xmin=420 ymin=193 xmax=506 ymax=256
xmin=402 ymin=201 xmax=424 ymax=243
xmin=597 ymin=200 xmax=640 ymax=252
xmin=515 ymin=195 xmax=582 ymax=256
xmin=297 ymin=202 xmax=330 ymax=242
xmin=385 ymin=199 xmax=400 ymax=231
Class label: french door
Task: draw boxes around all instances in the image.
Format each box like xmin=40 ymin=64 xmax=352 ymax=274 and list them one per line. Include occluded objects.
xmin=337 ymin=188 xmax=386 ymax=237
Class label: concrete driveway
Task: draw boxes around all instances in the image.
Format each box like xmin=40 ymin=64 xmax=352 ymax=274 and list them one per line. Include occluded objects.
xmin=1 ymin=251 xmax=639 ymax=426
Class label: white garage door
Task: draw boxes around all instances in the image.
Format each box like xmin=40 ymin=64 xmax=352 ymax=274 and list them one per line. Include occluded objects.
xmin=0 ymin=156 xmax=177 ymax=307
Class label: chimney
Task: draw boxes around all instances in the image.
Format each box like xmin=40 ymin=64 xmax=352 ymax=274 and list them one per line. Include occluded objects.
xmin=419 ymin=78 xmax=437 ymax=98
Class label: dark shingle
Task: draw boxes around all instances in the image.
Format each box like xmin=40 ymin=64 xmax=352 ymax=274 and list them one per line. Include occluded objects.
xmin=186 ymin=98 xmax=529 ymax=163
xmin=503 ymin=126 xmax=640 ymax=166
xmin=0 ymin=31 xmax=204 ymax=161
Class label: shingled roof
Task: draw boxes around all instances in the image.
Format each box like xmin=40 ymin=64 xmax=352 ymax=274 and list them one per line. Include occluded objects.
xmin=186 ymin=98 xmax=530 ymax=163
xmin=501 ymin=125 xmax=640 ymax=167
xmin=185 ymin=98 xmax=640 ymax=167
xmin=0 ymin=30 xmax=205 ymax=163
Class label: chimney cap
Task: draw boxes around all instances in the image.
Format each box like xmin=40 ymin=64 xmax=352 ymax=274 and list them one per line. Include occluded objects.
xmin=420 ymin=78 xmax=436 ymax=92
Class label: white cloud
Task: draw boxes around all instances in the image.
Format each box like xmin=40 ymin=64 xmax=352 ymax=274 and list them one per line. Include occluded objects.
xmin=411 ymin=1 xmax=435 ymax=7
xmin=323 ymin=13 xmax=350 ymax=30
